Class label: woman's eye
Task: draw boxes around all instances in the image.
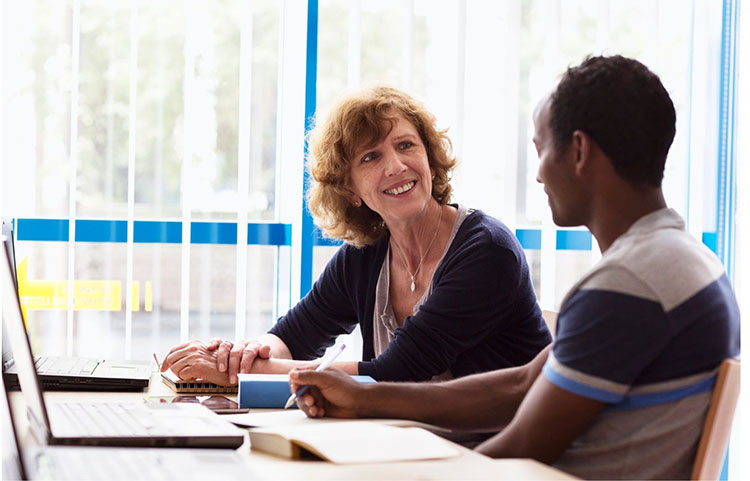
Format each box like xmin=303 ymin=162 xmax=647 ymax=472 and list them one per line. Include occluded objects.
xmin=398 ymin=141 xmax=414 ymax=150
xmin=361 ymin=152 xmax=378 ymax=163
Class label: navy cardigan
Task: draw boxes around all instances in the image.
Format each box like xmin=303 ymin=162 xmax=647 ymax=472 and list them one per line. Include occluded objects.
xmin=269 ymin=209 xmax=551 ymax=381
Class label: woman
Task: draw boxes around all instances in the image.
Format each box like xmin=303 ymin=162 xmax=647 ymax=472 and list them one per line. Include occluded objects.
xmin=162 ymin=86 xmax=551 ymax=385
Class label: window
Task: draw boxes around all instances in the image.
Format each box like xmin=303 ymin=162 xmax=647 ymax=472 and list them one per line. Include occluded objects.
xmin=1 ymin=0 xmax=738 ymax=369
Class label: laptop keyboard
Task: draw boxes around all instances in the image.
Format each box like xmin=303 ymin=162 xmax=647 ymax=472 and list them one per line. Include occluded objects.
xmin=35 ymin=356 xmax=99 ymax=375
xmin=35 ymin=449 xmax=172 ymax=480
xmin=51 ymin=402 xmax=157 ymax=437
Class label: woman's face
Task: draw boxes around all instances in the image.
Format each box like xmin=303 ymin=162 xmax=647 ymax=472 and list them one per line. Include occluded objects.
xmin=347 ymin=113 xmax=434 ymax=226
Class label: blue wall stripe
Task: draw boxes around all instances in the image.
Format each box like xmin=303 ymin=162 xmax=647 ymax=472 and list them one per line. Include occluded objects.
xmin=15 ymin=219 xmax=291 ymax=246
xmin=300 ymin=0 xmax=319 ymax=297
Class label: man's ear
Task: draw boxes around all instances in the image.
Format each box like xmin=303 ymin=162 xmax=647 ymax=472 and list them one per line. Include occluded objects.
xmin=571 ymin=130 xmax=593 ymax=176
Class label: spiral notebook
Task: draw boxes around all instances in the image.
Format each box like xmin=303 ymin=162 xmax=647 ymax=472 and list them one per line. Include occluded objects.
xmin=160 ymin=370 xmax=238 ymax=394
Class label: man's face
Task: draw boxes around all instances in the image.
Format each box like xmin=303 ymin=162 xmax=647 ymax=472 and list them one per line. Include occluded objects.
xmin=533 ymin=97 xmax=587 ymax=227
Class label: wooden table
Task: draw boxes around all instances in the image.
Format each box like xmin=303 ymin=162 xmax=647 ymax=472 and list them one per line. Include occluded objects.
xmin=10 ymin=373 xmax=577 ymax=480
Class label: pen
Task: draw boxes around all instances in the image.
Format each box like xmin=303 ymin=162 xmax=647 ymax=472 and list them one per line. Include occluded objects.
xmin=284 ymin=343 xmax=346 ymax=409
xmin=153 ymin=353 xmax=161 ymax=370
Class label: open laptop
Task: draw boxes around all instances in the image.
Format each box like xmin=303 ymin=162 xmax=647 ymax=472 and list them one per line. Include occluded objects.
xmin=1 ymin=219 xmax=151 ymax=391
xmin=1 ymin=241 xmax=245 ymax=449
xmin=2 ymin=361 xmax=253 ymax=481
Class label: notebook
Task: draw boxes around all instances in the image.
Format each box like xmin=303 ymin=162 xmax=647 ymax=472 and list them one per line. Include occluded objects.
xmin=160 ymin=370 xmax=238 ymax=394
xmin=1 ymin=241 xmax=245 ymax=449
xmin=1 ymin=360 xmax=253 ymax=481
xmin=237 ymin=373 xmax=375 ymax=409
xmin=1 ymin=220 xmax=151 ymax=391
xmin=248 ymin=422 xmax=460 ymax=463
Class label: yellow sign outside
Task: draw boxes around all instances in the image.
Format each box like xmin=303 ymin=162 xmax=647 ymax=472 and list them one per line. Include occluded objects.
xmin=17 ymin=258 xmax=151 ymax=318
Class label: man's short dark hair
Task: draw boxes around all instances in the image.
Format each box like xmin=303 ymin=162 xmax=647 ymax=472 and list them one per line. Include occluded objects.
xmin=549 ymin=55 xmax=676 ymax=187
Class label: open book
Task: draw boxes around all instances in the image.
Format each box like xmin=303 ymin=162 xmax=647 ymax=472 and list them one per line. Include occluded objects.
xmin=248 ymin=421 xmax=460 ymax=463
xmin=224 ymin=408 xmax=451 ymax=433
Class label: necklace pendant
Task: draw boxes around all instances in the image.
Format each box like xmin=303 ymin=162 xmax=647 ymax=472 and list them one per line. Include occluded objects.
xmin=410 ymin=279 xmax=416 ymax=292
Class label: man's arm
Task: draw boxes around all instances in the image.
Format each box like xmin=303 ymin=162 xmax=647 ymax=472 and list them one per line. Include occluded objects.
xmin=475 ymin=374 xmax=605 ymax=463
xmin=292 ymin=345 xmax=552 ymax=431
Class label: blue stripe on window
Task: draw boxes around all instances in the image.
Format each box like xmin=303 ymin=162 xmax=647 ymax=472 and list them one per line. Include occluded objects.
xmin=515 ymin=229 xmax=541 ymax=250
xmin=702 ymin=232 xmax=718 ymax=254
xmin=75 ymin=220 xmax=127 ymax=242
xmin=313 ymin=231 xmax=342 ymax=247
xmin=300 ymin=0 xmax=319 ymax=297
xmin=16 ymin=219 xmax=718 ymax=254
xmin=134 ymin=220 xmax=182 ymax=243
xmin=15 ymin=219 xmax=291 ymax=246
xmin=190 ymin=222 xmax=237 ymax=245
xmin=16 ymin=219 xmax=70 ymax=241
xmin=556 ymin=230 xmax=592 ymax=250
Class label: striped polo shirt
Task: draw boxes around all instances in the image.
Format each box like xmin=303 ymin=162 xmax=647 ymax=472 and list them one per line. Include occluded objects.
xmin=543 ymin=208 xmax=740 ymax=480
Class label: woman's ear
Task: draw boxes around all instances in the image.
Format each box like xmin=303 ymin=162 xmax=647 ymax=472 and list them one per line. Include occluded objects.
xmin=346 ymin=192 xmax=362 ymax=207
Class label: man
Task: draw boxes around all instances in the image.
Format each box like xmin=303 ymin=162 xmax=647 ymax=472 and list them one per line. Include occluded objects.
xmin=288 ymin=55 xmax=740 ymax=480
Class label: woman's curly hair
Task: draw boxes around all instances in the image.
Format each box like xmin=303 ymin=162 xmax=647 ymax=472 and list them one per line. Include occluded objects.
xmin=307 ymin=86 xmax=456 ymax=247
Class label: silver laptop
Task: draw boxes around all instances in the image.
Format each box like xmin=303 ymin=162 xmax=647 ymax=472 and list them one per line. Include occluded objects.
xmin=1 ymin=241 xmax=245 ymax=449
xmin=1 ymin=220 xmax=151 ymax=391
xmin=1 ymin=360 xmax=253 ymax=481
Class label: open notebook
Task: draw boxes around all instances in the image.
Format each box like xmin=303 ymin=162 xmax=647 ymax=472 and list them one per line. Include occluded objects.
xmin=160 ymin=370 xmax=237 ymax=394
xmin=248 ymin=421 xmax=460 ymax=463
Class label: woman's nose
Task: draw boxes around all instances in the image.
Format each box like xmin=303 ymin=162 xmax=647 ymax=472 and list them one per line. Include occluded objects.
xmin=383 ymin=149 xmax=407 ymax=176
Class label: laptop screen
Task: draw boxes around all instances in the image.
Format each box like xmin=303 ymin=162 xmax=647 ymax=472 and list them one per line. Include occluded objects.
xmin=1 ymin=220 xmax=18 ymax=371
xmin=1 ymin=359 xmax=28 ymax=481
xmin=1 ymin=220 xmax=17 ymax=291
xmin=1 ymin=240 xmax=52 ymax=443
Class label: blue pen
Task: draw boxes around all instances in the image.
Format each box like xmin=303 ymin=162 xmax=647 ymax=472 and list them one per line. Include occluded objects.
xmin=285 ymin=343 xmax=346 ymax=409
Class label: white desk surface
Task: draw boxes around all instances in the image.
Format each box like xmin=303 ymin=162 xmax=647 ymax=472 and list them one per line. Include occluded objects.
xmin=10 ymin=373 xmax=577 ymax=480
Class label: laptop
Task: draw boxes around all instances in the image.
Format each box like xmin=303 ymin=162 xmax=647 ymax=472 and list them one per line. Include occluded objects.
xmin=1 ymin=219 xmax=151 ymax=391
xmin=1 ymin=241 xmax=245 ymax=449
xmin=2 ymin=361 xmax=253 ymax=481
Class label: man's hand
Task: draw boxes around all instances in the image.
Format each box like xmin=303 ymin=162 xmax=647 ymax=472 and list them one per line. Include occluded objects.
xmin=289 ymin=368 xmax=366 ymax=419
xmin=208 ymin=338 xmax=273 ymax=384
xmin=161 ymin=340 xmax=231 ymax=386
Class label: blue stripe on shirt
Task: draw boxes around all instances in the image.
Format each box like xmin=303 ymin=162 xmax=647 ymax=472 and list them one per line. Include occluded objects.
xmin=543 ymin=364 xmax=623 ymax=403
xmin=605 ymin=375 xmax=716 ymax=412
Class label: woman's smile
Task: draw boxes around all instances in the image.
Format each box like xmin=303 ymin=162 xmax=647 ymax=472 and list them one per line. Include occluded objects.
xmin=384 ymin=180 xmax=417 ymax=196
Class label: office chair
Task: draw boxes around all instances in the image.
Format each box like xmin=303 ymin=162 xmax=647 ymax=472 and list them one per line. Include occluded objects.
xmin=691 ymin=358 xmax=740 ymax=480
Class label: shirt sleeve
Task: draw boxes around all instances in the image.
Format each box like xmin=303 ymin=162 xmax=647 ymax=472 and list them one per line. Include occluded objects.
xmin=269 ymin=246 xmax=358 ymax=360
xmin=543 ymin=267 xmax=671 ymax=403
xmin=358 ymin=238 xmax=527 ymax=381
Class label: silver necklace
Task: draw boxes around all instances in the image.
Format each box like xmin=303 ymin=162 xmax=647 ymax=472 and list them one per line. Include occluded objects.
xmin=392 ymin=205 xmax=443 ymax=292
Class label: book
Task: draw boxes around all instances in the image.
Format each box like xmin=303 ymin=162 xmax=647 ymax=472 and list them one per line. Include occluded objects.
xmin=224 ymin=408 xmax=452 ymax=434
xmin=160 ymin=370 xmax=238 ymax=394
xmin=248 ymin=421 xmax=460 ymax=463
xmin=237 ymin=373 xmax=375 ymax=409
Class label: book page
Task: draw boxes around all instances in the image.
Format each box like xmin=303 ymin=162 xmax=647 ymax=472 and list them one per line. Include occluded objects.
xmin=251 ymin=422 xmax=459 ymax=464
xmin=225 ymin=409 xmax=451 ymax=432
